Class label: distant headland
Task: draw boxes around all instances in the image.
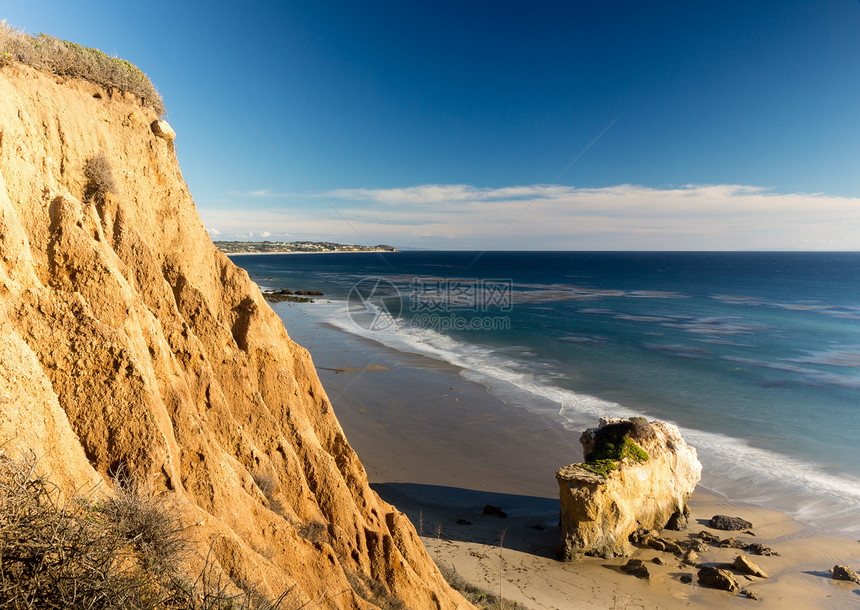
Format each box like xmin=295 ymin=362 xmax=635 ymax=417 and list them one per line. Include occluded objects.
xmin=215 ymin=240 xmax=398 ymax=254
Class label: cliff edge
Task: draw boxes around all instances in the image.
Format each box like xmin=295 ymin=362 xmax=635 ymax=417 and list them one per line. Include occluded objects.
xmin=0 ymin=61 xmax=469 ymax=608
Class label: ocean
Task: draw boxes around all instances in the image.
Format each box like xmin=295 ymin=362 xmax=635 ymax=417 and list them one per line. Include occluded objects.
xmin=232 ymin=251 xmax=860 ymax=534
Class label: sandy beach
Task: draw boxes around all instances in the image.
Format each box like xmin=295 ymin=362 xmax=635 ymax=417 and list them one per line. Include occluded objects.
xmin=274 ymin=302 xmax=860 ymax=609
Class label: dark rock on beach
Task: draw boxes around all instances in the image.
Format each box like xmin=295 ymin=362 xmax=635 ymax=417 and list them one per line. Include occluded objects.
xmin=682 ymin=548 xmax=700 ymax=566
xmin=622 ymin=559 xmax=650 ymax=579
xmin=698 ymin=531 xmax=721 ymax=544
xmin=697 ymin=566 xmax=740 ymax=592
xmin=831 ymin=565 xmax=860 ymax=584
xmin=709 ymin=515 xmax=753 ymax=531
xmin=690 ymin=539 xmax=710 ymax=553
xmin=719 ymin=537 xmax=748 ymax=550
xmin=482 ymin=505 xmax=507 ymax=518
xmin=733 ymin=555 xmax=768 ymax=578
xmin=747 ymin=542 xmax=779 ymax=556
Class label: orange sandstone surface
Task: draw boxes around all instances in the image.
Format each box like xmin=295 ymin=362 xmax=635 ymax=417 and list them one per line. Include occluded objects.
xmin=0 ymin=63 xmax=471 ymax=608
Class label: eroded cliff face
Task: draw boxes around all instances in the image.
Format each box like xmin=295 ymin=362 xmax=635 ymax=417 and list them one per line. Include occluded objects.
xmin=0 ymin=63 xmax=469 ymax=608
xmin=556 ymin=418 xmax=702 ymax=560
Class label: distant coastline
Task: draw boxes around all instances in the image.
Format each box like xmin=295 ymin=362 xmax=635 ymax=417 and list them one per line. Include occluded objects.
xmin=215 ymin=240 xmax=398 ymax=255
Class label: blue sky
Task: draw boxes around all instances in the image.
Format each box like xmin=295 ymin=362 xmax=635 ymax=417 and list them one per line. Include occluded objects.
xmin=5 ymin=1 xmax=860 ymax=249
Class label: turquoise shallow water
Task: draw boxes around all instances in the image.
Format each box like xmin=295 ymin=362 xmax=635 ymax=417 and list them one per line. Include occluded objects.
xmin=233 ymin=251 xmax=860 ymax=533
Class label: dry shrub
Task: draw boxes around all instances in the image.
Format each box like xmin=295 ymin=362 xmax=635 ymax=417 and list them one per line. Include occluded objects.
xmin=84 ymin=152 xmax=118 ymax=201
xmin=0 ymin=448 xmax=304 ymax=609
xmin=0 ymin=450 xmax=157 ymax=608
xmin=107 ymin=469 xmax=188 ymax=576
xmin=0 ymin=20 xmax=165 ymax=116
xmin=295 ymin=520 xmax=327 ymax=545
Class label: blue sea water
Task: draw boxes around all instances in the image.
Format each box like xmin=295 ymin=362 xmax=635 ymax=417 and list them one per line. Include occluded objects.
xmin=233 ymin=251 xmax=860 ymax=533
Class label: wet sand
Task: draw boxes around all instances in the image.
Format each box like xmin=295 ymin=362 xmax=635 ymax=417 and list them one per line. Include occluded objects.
xmin=274 ymin=302 xmax=860 ymax=609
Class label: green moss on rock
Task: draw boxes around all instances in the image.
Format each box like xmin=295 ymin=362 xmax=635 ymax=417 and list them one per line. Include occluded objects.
xmin=576 ymin=419 xmax=651 ymax=478
xmin=587 ymin=435 xmax=649 ymax=464
xmin=579 ymin=459 xmax=618 ymax=478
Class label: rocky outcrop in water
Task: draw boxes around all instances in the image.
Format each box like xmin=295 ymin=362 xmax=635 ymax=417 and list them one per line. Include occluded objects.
xmin=556 ymin=417 xmax=701 ymax=560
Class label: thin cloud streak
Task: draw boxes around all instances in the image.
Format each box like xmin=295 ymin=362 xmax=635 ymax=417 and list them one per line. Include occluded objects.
xmin=200 ymin=183 xmax=860 ymax=250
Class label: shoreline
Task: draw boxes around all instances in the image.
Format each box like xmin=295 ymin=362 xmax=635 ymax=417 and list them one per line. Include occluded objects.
xmin=273 ymin=302 xmax=860 ymax=608
xmin=223 ymin=249 xmax=397 ymax=256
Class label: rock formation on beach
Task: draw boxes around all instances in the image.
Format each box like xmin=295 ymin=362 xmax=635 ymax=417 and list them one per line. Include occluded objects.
xmin=0 ymin=60 xmax=469 ymax=607
xmin=556 ymin=417 xmax=702 ymax=560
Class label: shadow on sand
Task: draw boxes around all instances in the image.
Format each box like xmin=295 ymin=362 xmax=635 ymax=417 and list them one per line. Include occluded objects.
xmin=372 ymin=482 xmax=561 ymax=558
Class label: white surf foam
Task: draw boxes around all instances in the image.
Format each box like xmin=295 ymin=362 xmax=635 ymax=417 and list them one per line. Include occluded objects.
xmin=316 ymin=300 xmax=860 ymax=535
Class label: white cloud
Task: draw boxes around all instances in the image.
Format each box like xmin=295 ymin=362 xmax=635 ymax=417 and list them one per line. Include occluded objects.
xmin=227 ymin=189 xmax=300 ymax=199
xmin=206 ymin=227 xmax=221 ymax=236
xmin=260 ymin=231 xmax=272 ymax=238
xmin=197 ymin=184 xmax=860 ymax=250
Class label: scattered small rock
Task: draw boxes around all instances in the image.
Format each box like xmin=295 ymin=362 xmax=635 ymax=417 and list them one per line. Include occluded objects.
xmin=709 ymin=515 xmax=753 ymax=531
xmin=639 ymin=534 xmax=683 ymax=555
xmin=741 ymin=589 xmax=760 ymax=601
xmin=455 ymin=519 xmax=472 ymax=526
xmin=652 ymin=556 xmax=666 ymax=565
xmin=690 ymin=539 xmax=710 ymax=553
xmin=530 ymin=524 xmax=545 ymax=530
xmin=733 ymin=555 xmax=768 ymax=578
xmin=646 ymin=537 xmax=666 ymax=552
xmin=682 ymin=548 xmax=700 ymax=566
xmin=482 ymin=505 xmax=507 ymax=518
xmin=698 ymin=531 xmax=721 ymax=544
xmin=719 ymin=537 xmax=748 ymax=549
xmin=831 ymin=564 xmax=860 ymax=584
xmin=747 ymin=543 xmax=779 ymax=556
xmin=744 ymin=530 xmax=756 ymax=536
xmin=622 ymin=559 xmax=650 ymax=579
xmin=680 ymin=574 xmax=693 ymax=584
xmin=697 ymin=566 xmax=740 ymax=592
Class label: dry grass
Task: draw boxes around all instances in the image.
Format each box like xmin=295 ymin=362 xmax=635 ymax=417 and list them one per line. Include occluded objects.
xmin=0 ymin=20 xmax=165 ymax=116
xmin=0 ymin=448 xmax=305 ymax=609
xmin=344 ymin=571 xmax=406 ymax=610
xmin=435 ymin=562 xmax=525 ymax=610
xmin=252 ymin=471 xmax=285 ymax=516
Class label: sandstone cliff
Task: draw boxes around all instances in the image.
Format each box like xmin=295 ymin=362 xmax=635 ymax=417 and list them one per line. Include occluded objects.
xmin=0 ymin=62 xmax=469 ymax=608
xmin=556 ymin=417 xmax=701 ymax=560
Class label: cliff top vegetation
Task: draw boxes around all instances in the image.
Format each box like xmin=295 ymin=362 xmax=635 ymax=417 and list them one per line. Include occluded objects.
xmin=0 ymin=20 xmax=165 ymax=116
